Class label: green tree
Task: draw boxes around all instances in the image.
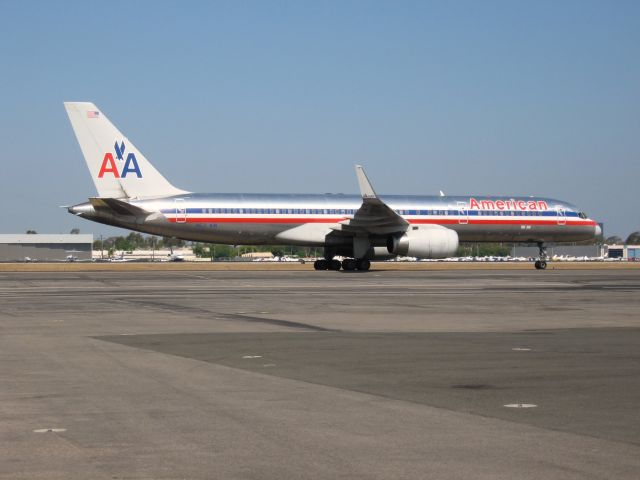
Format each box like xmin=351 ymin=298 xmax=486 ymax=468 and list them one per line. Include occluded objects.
xmin=604 ymin=235 xmax=623 ymax=245
xmin=211 ymin=244 xmax=237 ymax=259
xmin=161 ymin=236 xmax=185 ymax=250
xmin=457 ymin=243 xmax=511 ymax=257
xmin=192 ymin=243 xmax=208 ymax=257
xmin=114 ymin=237 xmax=132 ymax=251
xmin=626 ymin=232 xmax=640 ymax=245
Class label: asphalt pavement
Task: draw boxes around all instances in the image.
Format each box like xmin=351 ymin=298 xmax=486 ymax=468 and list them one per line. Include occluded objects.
xmin=1 ymin=269 xmax=639 ymax=479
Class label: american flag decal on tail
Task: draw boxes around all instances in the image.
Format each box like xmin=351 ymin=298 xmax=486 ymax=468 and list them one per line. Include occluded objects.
xmin=87 ymin=110 xmax=100 ymax=118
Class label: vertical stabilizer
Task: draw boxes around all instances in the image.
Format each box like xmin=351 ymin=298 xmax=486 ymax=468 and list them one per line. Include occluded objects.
xmin=64 ymin=102 xmax=188 ymax=199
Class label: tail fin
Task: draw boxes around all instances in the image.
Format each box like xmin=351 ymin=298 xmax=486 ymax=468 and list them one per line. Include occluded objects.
xmin=64 ymin=102 xmax=188 ymax=199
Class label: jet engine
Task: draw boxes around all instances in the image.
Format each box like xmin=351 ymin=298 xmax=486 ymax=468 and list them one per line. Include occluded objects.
xmin=387 ymin=225 xmax=459 ymax=259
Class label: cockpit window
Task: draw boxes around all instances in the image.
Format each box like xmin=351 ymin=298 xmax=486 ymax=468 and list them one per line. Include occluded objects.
xmin=578 ymin=212 xmax=587 ymax=219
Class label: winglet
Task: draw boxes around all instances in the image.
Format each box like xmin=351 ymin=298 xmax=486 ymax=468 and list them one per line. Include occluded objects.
xmin=355 ymin=165 xmax=377 ymax=199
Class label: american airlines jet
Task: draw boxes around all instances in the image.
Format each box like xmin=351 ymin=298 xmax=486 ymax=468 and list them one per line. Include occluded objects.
xmin=65 ymin=102 xmax=601 ymax=271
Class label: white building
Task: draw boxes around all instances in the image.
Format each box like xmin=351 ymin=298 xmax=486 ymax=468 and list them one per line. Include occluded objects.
xmin=604 ymin=244 xmax=640 ymax=261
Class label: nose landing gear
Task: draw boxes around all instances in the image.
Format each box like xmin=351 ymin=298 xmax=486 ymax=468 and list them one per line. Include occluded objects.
xmin=534 ymin=260 xmax=547 ymax=270
xmin=534 ymin=242 xmax=548 ymax=270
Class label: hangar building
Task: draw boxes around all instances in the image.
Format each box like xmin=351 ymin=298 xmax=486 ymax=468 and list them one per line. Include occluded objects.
xmin=0 ymin=234 xmax=93 ymax=261
xmin=604 ymin=244 xmax=640 ymax=261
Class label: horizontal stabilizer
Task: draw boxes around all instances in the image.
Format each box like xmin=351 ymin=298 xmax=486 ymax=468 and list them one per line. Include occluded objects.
xmin=89 ymin=197 xmax=149 ymax=216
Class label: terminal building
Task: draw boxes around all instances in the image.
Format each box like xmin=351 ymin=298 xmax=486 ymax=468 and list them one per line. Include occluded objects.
xmin=0 ymin=234 xmax=93 ymax=262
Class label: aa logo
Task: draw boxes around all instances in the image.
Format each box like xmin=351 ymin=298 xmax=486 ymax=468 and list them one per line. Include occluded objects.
xmin=98 ymin=141 xmax=142 ymax=178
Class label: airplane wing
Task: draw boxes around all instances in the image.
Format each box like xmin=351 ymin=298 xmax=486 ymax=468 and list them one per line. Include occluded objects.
xmin=333 ymin=165 xmax=409 ymax=235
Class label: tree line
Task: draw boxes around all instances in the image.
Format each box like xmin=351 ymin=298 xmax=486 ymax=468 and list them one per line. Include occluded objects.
xmin=93 ymin=233 xmax=185 ymax=253
xmin=604 ymin=233 xmax=640 ymax=245
xmin=93 ymin=233 xmax=318 ymax=259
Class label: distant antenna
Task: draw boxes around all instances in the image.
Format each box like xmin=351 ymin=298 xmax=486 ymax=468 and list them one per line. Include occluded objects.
xmin=439 ymin=190 xmax=445 ymax=197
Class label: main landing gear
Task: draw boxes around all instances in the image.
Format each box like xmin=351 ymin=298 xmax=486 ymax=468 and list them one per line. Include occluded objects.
xmin=313 ymin=259 xmax=341 ymax=271
xmin=534 ymin=242 xmax=548 ymax=270
xmin=342 ymin=258 xmax=371 ymax=271
xmin=313 ymin=258 xmax=371 ymax=271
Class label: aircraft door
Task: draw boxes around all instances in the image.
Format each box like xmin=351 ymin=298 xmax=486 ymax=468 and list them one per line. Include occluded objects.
xmin=457 ymin=201 xmax=468 ymax=224
xmin=175 ymin=198 xmax=187 ymax=224
xmin=556 ymin=206 xmax=566 ymax=226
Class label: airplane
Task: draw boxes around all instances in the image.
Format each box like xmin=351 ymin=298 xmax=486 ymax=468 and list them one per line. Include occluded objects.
xmin=64 ymin=102 xmax=601 ymax=271
xmin=64 ymin=248 xmax=83 ymax=262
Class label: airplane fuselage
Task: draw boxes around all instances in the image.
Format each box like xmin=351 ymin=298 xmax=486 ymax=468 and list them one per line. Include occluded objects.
xmin=70 ymin=192 xmax=599 ymax=247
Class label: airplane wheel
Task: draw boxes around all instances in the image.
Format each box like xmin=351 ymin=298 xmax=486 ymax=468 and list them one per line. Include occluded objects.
xmin=534 ymin=261 xmax=541 ymax=270
xmin=539 ymin=261 xmax=547 ymax=270
xmin=329 ymin=259 xmax=342 ymax=271
xmin=356 ymin=259 xmax=371 ymax=271
xmin=314 ymin=259 xmax=328 ymax=270
xmin=342 ymin=259 xmax=357 ymax=271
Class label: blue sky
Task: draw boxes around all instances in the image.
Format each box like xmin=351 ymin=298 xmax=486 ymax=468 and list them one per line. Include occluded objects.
xmin=1 ymin=0 xmax=638 ymax=238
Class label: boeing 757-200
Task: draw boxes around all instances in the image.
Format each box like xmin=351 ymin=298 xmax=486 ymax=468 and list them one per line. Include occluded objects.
xmin=65 ymin=102 xmax=600 ymax=270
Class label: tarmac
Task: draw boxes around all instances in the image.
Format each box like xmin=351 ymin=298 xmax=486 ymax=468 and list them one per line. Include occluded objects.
xmin=1 ymin=267 xmax=639 ymax=479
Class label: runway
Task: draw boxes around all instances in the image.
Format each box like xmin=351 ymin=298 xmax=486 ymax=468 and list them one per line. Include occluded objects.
xmin=1 ymin=269 xmax=639 ymax=479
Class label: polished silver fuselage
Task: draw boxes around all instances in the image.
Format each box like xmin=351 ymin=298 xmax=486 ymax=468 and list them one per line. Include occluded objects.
xmin=71 ymin=192 xmax=599 ymax=247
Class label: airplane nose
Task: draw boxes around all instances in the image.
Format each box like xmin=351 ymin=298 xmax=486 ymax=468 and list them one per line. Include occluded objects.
xmin=595 ymin=224 xmax=602 ymax=237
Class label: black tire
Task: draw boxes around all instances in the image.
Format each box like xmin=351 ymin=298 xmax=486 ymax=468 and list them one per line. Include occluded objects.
xmin=342 ymin=259 xmax=357 ymax=271
xmin=356 ymin=259 xmax=371 ymax=271
xmin=314 ymin=259 xmax=328 ymax=270
xmin=539 ymin=261 xmax=547 ymax=270
xmin=534 ymin=260 xmax=541 ymax=270
xmin=329 ymin=259 xmax=342 ymax=270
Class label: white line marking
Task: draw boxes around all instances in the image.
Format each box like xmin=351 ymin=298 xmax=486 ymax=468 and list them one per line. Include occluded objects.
xmin=242 ymin=355 xmax=262 ymax=359
xmin=262 ymin=364 xmax=276 ymax=367
xmin=33 ymin=428 xmax=66 ymax=433
xmin=504 ymin=404 xmax=537 ymax=408
xmin=512 ymin=347 xmax=532 ymax=351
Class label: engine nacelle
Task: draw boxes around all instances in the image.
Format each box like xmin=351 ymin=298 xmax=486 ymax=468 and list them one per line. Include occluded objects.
xmin=387 ymin=225 xmax=459 ymax=259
